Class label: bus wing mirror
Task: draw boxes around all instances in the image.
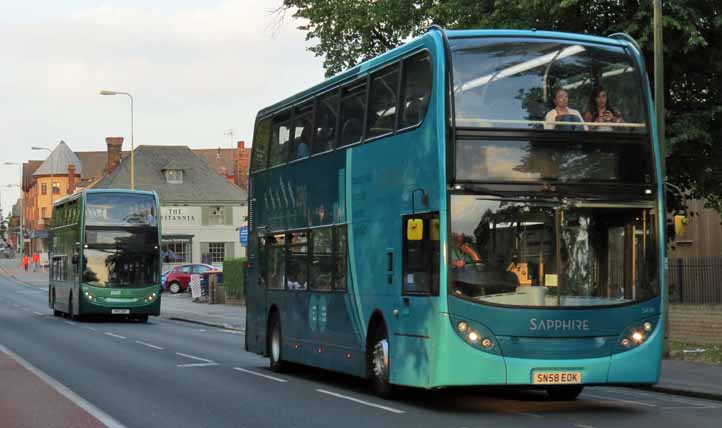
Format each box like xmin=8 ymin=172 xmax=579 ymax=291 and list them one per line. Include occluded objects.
xmin=406 ymin=218 xmax=424 ymax=241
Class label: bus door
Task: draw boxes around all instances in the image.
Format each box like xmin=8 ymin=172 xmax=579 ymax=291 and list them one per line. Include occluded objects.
xmin=392 ymin=213 xmax=440 ymax=383
xmin=245 ymin=232 xmax=267 ymax=354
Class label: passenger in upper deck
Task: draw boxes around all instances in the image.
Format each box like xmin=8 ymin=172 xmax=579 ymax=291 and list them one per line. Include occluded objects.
xmin=544 ymin=88 xmax=588 ymax=131
xmin=583 ymin=86 xmax=624 ymax=132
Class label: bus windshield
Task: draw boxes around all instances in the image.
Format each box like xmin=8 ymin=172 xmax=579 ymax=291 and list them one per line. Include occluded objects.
xmin=450 ymin=37 xmax=647 ymax=133
xmin=449 ymin=196 xmax=659 ymax=307
xmin=83 ymin=229 xmax=159 ymax=288
xmin=85 ymin=193 xmax=158 ymax=227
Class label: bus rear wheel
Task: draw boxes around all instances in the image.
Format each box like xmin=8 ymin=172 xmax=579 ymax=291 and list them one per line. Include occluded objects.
xmin=546 ymin=385 xmax=584 ymax=401
xmin=67 ymin=294 xmax=75 ymax=321
xmin=368 ymin=324 xmax=393 ymax=398
xmin=268 ymin=313 xmax=285 ymax=372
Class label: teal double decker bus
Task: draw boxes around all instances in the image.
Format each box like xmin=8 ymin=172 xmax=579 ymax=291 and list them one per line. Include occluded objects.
xmin=49 ymin=189 xmax=161 ymax=322
xmin=245 ymin=27 xmax=665 ymax=400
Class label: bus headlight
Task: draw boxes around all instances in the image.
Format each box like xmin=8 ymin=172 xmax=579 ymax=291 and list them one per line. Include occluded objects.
xmin=84 ymin=291 xmax=95 ymax=301
xmin=450 ymin=316 xmax=501 ymax=355
xmin=617 ymin=317 xmax=659 ymax=351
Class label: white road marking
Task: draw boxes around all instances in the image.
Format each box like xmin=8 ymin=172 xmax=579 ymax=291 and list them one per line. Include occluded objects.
xmin=13 ymin=304 xmax=20 ymax=307
xmin=64 ymin=320 xmax=76 ymax=326
xmin=575 ymin=424 xmax=598 ymax=428
xmin=199 ymin=329 xmax=207 ymax=332
xmin=659 ymin=405 xmax=719 ymax=410
xmin=135 ymin=341 xmax=163 ymax=350
xmin=585 ymin=393 xmax=656 ymax=407
xmin=316 ymin=389 xmax=405 ymax=414
xmin=33 ymin=311 xmax=43 ymax=316
xmin=84 ymin=326 xmax=97 ymax=332
xmin=176 ymin=352 xmax=214 ymax=363
xmin=614 ymin=388 xmax=719 ymax=407
xmin=0 ymin=344 xmax=127 ymax=428
xmin=507 ymin=410 xmax=542 ymax=418
xmin=220 ymin=329 xmax=244 ymax=334
xmin=233 ymin=367 xmax=288 ymax=383
xmin=104 ymin=332 xmax=127 ymax=340
xmin=177 ymin=362 xmax=219 ymax=368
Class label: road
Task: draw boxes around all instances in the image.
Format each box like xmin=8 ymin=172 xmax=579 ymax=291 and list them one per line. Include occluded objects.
xmin=1 ymin=273 xmax=721 ymax=428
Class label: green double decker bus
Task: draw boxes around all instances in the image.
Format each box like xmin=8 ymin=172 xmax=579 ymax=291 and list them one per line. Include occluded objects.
xmin=49 ymin=189 xmax=162 ymax=322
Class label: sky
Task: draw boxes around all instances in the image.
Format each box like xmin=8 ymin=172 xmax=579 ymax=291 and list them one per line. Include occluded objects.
xmin=0 ymin=0 xmax=325 ymax=216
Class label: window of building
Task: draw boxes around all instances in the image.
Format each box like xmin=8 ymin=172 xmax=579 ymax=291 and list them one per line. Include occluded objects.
xmin=165 ymin=170 xmax=183 ymax=184
xmin=399 ymin=51 xmax=433 ymax=129
xmin=310 ymin=228 xmax=333 ymax=290
xmin=286 ymin=232 xmax=308 ymax=290
xmin=366 ymin=65 xmax=400 ymax=139
xmin=313 ymin=92 xmax=338 ymax=154
xmin=338 ymin=81 xmax=367 ymax=148
xmin=269 ymin=112 xmax=291 ymax=168
xmin=209 ymin=206 xmax=225 ymax=225
xmin=41 ymin=207 xmax=47 ymax=221
xmin=162 ymin=241 xmax=190 ymax=264
xmin=52 ymin=182 xmax=60 ymax=194
xmin=208 ymin=242 xmax=226 ymax=263
xmin=41 ymin=183 xmax=47 ymax=195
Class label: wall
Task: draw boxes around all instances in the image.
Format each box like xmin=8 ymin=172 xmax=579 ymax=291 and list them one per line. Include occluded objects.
xmin=669 ymin=304 xmax=722 ymax=345
xmin=160 ymin=204 xmax=247 ymax=267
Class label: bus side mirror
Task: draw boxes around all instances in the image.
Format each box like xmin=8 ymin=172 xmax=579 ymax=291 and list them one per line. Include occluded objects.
xmin=406 ymin=218 xmax=424 ymax=241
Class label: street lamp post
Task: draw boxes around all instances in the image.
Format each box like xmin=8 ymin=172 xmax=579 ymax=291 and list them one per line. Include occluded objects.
xmin=5 ymin=184 xmax=23 ymax=257
xmin=100 ymin=90 xmax=135 ymax=190
xmin=4 ymin=162 xmax=24 ymax=256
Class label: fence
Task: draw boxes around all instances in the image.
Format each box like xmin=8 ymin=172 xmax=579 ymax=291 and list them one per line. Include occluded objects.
xmin=667 ymin=257 xmax=722 ymax=304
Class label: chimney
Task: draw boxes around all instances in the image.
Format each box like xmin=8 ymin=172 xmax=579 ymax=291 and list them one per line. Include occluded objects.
xmin=235 ymin=140 xmax=250 ymax=190
xmin=67 ymin=164 xmax=76 ymax=194
xmin=105 ymin=137 xmax=124 ymax=175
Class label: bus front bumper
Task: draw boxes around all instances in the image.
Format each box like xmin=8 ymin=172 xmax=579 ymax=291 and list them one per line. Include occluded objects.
xmin=428 ymin=318 xmax=662 ymax=388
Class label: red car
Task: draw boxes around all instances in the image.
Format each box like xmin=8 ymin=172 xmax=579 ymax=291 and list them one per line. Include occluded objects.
xmin=164 ymin=264 xmax=218 ymax=294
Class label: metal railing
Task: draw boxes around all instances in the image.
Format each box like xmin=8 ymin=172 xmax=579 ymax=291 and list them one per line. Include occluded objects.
xmin=668 ymin=257 xmax=722 ymax=304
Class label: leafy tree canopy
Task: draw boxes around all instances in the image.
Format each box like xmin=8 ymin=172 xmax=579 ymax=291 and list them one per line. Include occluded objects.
xmin=282 ymin=0 xmax=722 ymax=212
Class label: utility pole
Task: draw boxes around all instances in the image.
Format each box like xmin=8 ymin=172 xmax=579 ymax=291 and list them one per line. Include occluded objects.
xmin=653 ymin=0 xmax=670 ymax=357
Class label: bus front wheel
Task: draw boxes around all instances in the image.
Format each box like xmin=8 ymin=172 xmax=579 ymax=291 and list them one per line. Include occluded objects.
xmin=368 ymin=324 xmax=393 ymax=398
xmin=546 ymin=385 xmax=584 ymax=401
xmin=268 ymin=313 xmax=285 ymax=372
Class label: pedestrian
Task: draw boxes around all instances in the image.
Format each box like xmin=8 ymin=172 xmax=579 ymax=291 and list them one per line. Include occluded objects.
xmin=32 ymin=251 xmax=40 ymax=272
xmin=22 ymin=254 xmax=29 ymax=272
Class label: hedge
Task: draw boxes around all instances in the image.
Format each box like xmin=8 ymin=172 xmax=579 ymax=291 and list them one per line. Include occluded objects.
xmin=222 ymin=257 xmax=246 ymax=298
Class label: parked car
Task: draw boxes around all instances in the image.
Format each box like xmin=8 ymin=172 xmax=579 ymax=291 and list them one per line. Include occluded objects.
xmin=163 ymin=263 xmax=219 ymax=294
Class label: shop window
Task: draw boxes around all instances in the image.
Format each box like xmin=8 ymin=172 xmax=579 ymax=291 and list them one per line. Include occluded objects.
xmin=208 ymin=242 xmax=226 ymax=263
xmin=162 ymin=241 xmax=190 ymax=264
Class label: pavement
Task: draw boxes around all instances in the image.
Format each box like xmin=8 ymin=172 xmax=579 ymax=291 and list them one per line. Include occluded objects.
xmin=1 ymin=256 xmax=721 ymax=406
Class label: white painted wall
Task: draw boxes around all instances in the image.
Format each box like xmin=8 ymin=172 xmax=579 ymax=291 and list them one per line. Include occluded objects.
xmin=160 ymin=204 xmax=247 ymax=268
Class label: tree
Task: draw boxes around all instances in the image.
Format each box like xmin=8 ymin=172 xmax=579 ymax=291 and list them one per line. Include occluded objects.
xmin=282 ymin=0 xmax=722 ymax=212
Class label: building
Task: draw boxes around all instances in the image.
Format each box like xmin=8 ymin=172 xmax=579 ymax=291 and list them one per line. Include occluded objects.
xmin=92 ymin=145 xmax=248 ymax=268
xmin=18 ymin=138 xmax=251 ymax=256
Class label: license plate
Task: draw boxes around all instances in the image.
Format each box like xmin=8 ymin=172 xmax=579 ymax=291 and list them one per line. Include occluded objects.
xmin=532 ymin=371 xmax=582 ymax=385
xmin=111 ymin=309 xmax=130 ymax=315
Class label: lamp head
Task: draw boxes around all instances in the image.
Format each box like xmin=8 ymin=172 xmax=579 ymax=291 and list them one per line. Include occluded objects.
xmin=100 ymin=90 xmax=118 ymax=95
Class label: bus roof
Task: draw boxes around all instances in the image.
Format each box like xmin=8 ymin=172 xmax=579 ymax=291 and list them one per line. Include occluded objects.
xmin=255 ymin=28 xmax=633 ymax=121
xmin=53 ymin=189 xmax=157 ymax=207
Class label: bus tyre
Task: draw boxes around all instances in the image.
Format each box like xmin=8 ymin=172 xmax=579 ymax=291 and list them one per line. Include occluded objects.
xmin=368 ymin=324 xmax=393 ymax=398
xmin=546 ymin=385 xmax=584 ymax=401
xmin=136 ymin=315 xmax=149 ymax=323
xmin=268 ymin=314 xmax=285 ymax=372
xmin=169 ymin=282 xmax=181 ymax=294
xmin=67 ymin=294 xmax=75 ymax=321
